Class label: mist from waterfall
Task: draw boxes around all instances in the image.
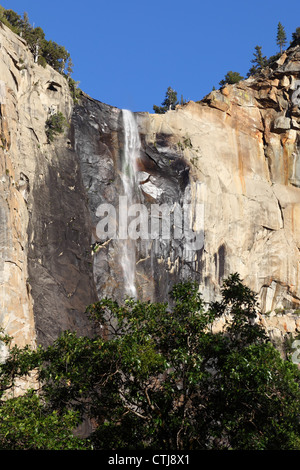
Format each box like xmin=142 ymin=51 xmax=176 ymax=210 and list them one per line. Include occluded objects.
xmin=120 ymin=109 xmax=141 ymax=298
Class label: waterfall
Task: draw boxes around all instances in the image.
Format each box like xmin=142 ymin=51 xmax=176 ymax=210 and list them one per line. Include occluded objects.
xmin=119 ymin=109 xmax=141 ymax=298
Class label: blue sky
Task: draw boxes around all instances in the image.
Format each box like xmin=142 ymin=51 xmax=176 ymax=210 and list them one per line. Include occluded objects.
xmin=1 ymin=0 xmax=300 ymax=112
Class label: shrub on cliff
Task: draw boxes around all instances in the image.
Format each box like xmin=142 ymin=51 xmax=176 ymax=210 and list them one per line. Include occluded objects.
xmin=45 ymin=112 xmax=67 ymax=143
xmin=219 ymin=71 xmax=244 ymax=87
xmin=1 ymin=274 xmax=300 ymax=450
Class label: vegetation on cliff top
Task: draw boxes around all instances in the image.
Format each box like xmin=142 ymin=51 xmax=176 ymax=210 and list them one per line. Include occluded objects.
xmin=0 ymin=6 xmax=72 ymax=75
xmin=154 ymin=23 xmax=300 ymax=114
xmin=1 ymin=274 xmax=300 ymax=450
xmin=0 ymin=5 xmax=81 ymax=103
xmin=277 ymin=22 xmax=287 ymax=54
xmin=219 ymin=71 xmax=244 ymax=87
xmin=0 ymin=5 xmax=298 ymax=113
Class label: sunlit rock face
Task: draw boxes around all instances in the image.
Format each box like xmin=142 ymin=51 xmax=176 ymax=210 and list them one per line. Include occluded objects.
xmin=0 ymin=20 xmax=300 ymax=352
xmin=0 ymin=23 xmax=97 ymax=350
xmin=72 ymin=44 xmax=300 ymax=313
xmin=72 ymin=101 xmax=202 ymax=304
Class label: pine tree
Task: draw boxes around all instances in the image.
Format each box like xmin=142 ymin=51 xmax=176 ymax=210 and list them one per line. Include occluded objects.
xmin=26 ymin=27 xmax=45 ymax=63
xmin=277 ymin=22 xmax=287 ymax=54
xmin=66 ymin=56 xmax=74 ymax=79
xmin=247 ymin=45 xmax=268 ymax=77
xmin=153 ymin=87 xmax=178 ymax=114
xmin=20 ymin=12 xmax=31 ymax=38
xmin=0 ymin=6 xmax=74 ymax=77
xmin=41 ymin=40 xmax=70 ymax=74
xmin=1 ymin=9 xmax=22 ymax=33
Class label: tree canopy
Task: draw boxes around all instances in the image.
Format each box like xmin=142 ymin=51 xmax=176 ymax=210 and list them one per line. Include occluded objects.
xmin=153 ymin=86 xmax=179 ymax=114
xmin=247 ymin=45 xmax=268 ymax=77
xmin=219 ymin=71 xmax=244 ymax=87
xmin=276 ymin=22 xmax=287 ymax=54
xmin=0 ymin=7 xmax=73 ymax=77
xmin=1 ymin=274 xmax=300 ymax=450
xmin=292 ymin=27 xmax=300 ymax=43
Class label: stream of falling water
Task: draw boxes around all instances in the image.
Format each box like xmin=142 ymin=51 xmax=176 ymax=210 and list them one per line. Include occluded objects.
xmin=120 ymin=109 xmax=141 ymax=298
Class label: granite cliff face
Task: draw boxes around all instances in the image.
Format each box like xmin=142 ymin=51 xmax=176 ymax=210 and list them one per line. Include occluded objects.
xmin=0 ymin=22 xmax=97 ymax=352
xmin=0 ymin=22 xmax=300 ymax=352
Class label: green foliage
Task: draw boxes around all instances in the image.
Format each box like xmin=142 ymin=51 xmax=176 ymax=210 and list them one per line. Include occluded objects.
xmin=45 ymin=112 xmax=67 ymax=143
xmin=219 ymin=71 xmax=244 ymax=87
xmin=0 ymin=330 xmax=88 ymax=450
xmin=26 ymin=26 xmax=45 ymax=54
xmin=276 ymin=22 xmax=287 ymax=53
xmin=180 ymin=94 xmax=187 ymax=106
xmin=0 ymin=8 xmax=22 ymax=33
xmin=0 ymin=391 xmax=88 ymax=450
xmin=41 ymin=40 xmax=70 ymax=74
xmin=68 ymin=77 xmax=82 ymax=104
xmin=177 ymin=136 xmax=192 ymax=151
xmin=292 ymin=27 xmax=300 ymax=43
xmin=0 ymin=6 xmax=73 ymax=77
xmin=1 ymin=275 xmax=300 ymax=450
xmin=37 ymin=55 xmax=47 ymax=68
xmin=153 ymin=86 xmax=179 ymax=114
xmin=247 ymin=45 xmax=268 ymax=77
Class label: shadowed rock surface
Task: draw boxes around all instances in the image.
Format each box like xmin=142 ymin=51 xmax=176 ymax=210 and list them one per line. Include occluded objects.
xmin=0 ymin=21 xmax=299 ymax=352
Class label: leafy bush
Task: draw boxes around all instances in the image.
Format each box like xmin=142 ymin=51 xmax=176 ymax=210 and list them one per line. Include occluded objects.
xmin=68 ymin=77 xmax=82 ymax=104
xmin=45 ymin=112 xmax=67 ymax=143
xmin=0 ymin=391 xmax=88 ymax=450
xmin=219 ymin=71 xmax=244 ymax=86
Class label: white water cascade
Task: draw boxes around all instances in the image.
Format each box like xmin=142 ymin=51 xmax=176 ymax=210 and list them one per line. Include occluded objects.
xmin=119 ymin=109 xmax=141 ymax=298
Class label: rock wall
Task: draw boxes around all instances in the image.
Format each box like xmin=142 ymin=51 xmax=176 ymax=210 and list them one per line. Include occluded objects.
xmin=0 ymin=22 xmax=97 ymax=351
xmin=0 ymin=22 xmax=299 ymax=352
xmin=72 ymin=47 xmax=300 ymax=314
xmin=72 ymin=99 xmax=202 ymax=304
xmin=142 ymin=48 xmax=300 ymax=313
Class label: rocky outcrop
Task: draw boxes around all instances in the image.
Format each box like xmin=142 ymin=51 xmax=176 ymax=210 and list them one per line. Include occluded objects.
xmin=0 ymin=21 xmax=299 ymax=353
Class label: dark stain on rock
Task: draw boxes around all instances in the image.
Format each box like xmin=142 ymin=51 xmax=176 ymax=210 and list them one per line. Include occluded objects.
xmin=27 ymin=128 xmax=98 ymax=347
xmin=218 ymin=244 xmax=226 ymax=283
